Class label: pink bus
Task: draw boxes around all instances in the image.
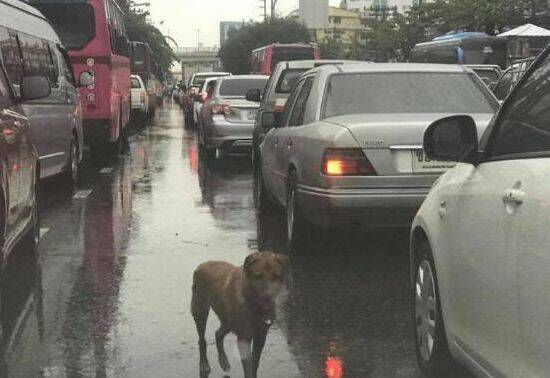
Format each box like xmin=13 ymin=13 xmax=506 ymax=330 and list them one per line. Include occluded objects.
xmin=250 ymin=43 xmax=321 ymax=75
xmin=31 ymin=0 xmax=131 ymax=159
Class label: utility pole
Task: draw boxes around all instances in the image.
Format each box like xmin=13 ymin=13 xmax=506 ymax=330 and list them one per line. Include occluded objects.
xmin=260 ymin=0 xmax=267 ymax=21
xmin=270 ymin=0 xmax=279 ymax=19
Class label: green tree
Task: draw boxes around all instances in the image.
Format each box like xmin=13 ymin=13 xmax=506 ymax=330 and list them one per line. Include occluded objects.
xmin=319 ymin=37 xmax=346 ymax=59
xmin=219 ymin=18 xmax=311 ymax=74
xmin=117 ymin=1 xmax=175 ymax=72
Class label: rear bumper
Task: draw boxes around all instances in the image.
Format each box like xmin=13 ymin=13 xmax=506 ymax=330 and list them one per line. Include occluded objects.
xmin=205 ymin=118 xmax=254 ymax=149
xmin=297 ymin=185 xmax=431 ymax=228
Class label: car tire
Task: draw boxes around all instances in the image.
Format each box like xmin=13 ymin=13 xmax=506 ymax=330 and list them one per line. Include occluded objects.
xmin=66 ymin=133 xmax=80 ymax=185
xmin=414 ymin=241 xmax=456 ymax=376
xmin=254 ymin=160 xmax=271 ymax=211
xmin=286 ymin=171 xmax=307 ymax=252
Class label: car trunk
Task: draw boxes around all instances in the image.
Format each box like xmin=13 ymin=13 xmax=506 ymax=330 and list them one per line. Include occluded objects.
xmin=326 ymin=113 xmax=493 ymax=187
xmin=221 ymin=98 xmax=260 ymax=123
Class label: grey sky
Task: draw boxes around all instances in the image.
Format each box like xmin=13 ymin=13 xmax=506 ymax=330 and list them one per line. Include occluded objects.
xmin=145 ymin=0 xmax=339 ymax=47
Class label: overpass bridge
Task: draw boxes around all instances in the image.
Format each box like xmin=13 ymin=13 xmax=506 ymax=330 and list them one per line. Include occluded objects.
xmin=174 ymin=46 xmax=222 ymax=82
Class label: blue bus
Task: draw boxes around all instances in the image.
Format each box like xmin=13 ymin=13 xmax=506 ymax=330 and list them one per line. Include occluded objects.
xmin=410 ymin=32 xmax=508 ymax=69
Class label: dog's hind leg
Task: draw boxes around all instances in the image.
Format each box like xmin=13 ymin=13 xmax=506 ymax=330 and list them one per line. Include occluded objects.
xmin=191 ymin=288 xmax=211 ymax=376
xmin=215 ymin=325 xmax=231 ymax=371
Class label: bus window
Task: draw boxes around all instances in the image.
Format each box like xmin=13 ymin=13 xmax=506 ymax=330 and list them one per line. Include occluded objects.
xmin=36 ymin=4 xmax=95 ymax=50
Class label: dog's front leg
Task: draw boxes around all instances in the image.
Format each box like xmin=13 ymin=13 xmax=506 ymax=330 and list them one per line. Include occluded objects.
xmin=237 ymin=337 xmax=254 ymax=378
xmin=252 ymin=329 xmax=268 ymax=376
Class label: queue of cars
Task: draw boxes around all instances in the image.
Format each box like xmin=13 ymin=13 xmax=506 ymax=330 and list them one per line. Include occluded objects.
xmin=180 ymin=43 xmax=548 ymax=376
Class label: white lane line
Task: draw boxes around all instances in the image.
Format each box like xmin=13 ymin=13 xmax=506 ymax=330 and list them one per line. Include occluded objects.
xmin=100 ymin=167 xmax=113 ymax=174
xmin=73 ymin=190 xmax=93 ymax=199
xmin=39 ymin=228 xmax=50 ymax=237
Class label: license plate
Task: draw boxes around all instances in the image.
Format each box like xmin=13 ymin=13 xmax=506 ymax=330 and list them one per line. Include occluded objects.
xmin=412 ymin=150 xmax=456 ymax=173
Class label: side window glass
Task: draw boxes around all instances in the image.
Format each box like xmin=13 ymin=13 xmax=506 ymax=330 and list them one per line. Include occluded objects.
xmin=47 ymin=42 xmax=59 ymax=88
xmin=19 ymin=33 xmax=55 ymax=86
xmin=280 ymin=80 xmax=305 ymax=127
xmin=490 ymin=53 xmax=550 ymax=157
xmin=57 ymin=46 xmax=76 ymax=86
xmin=0 ymin=68 xmax=15 ymax=108
xmin=288 ymin=77 xmax=314 ymax=127
xmin=0 ymin=29 xmax=23 ymax=86
xmin=494 ymin=71 xmax=513 ymax=100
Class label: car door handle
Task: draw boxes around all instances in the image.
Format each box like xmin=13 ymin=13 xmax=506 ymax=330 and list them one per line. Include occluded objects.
xmin=503 ymin=189 xmax=526 ymax=205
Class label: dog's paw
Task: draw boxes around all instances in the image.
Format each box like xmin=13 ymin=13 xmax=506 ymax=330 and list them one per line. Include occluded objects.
xmin=218 ymin=354 xmax=231 ymax=371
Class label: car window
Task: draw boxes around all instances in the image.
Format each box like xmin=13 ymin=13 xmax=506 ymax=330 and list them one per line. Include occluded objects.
xmin=0 ymin=67 xmax=14 ymax=108
xmin=276 ymin=69 xmax=307 ymax=94
xmin=58 ymin=46 xmax=76 ymax=86
xmin=288 ymin=77 xmax=314 ymax=127
xmin=19 ymin=33 xmax=57 ymax=88
xmin=280 ymin=79 xmax=305 ymax=127
xmin=206 ymin=81 xmax=216 ymax=97
xmin=494 ymin=70 xmax=513 ymax=100
xmin=131 ymin=78 xmax=141 ymax=89
xmin=490 ymin=53 xmax=550 ymax=157
xmin=0 ymin=28 xmax=24 ymax=86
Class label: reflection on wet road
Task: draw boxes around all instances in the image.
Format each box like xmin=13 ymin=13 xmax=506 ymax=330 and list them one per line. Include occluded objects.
xmin=0 ymin=102 xmax=464 ymax=377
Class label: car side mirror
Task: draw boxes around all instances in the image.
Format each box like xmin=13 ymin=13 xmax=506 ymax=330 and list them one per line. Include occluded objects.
xmin=20 ymin=75 xmax=51 ymax=102
xmin=262 ymin=111 xmax=281 ymax=129
xmin=78 ymin=71 xmax=94 ymax=87
xmin=424 ymin=115 xmax=479 ymax=164
xmin=246 ymin=88 xmax=261 ymax=103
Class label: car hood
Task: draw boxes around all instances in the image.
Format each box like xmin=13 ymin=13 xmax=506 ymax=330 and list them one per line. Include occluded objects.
xmin=325 ymin=113 xmax=494 ymax=147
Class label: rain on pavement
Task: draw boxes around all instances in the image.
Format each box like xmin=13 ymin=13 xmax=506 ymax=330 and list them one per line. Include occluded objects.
xmin=1 ymin=101 xmax=471 ymax=378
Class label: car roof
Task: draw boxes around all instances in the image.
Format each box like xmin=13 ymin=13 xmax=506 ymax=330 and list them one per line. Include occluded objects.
xmin=0 ymin=0 xmax=61 ymax=43
xmin=275 ymin=60 xmax=367 ymax=70
xmin=218 ymin=75 xmax=269 ymax=80
xmin=306 ymin=63 xmax=471 ymax=75
xmin=464 ymin=64 xmax=501 ymax=71
xmin=194 ymin=72 xmax=231 ymax=77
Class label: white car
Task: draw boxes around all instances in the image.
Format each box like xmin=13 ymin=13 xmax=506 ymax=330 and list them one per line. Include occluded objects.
xmin=411 ymin=47 xmax=550 ymax=377
xmin=130 ymin=75 xmax=149 ymax=120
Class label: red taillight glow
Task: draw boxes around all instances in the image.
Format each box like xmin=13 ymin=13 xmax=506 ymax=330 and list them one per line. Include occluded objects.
xmin=325 ymin=357 xmax=343 ymax=378
xmin=322 ymin=148 xmax=376 ymax=176
xmin=200 ymin=93 xmax=208 ymax=102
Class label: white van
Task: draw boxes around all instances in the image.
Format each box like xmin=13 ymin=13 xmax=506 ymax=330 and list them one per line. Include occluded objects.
xmin=0 ymin=0 xmax=92 ymax=181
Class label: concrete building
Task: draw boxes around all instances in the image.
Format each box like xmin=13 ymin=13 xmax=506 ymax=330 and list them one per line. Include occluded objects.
xmin=298 ymin=0 xmax=329 ymax=29
xmin=313 ymin=6 xmax=365 ymax=50
xmin=347 ymin=0 xmax=422 ymax=13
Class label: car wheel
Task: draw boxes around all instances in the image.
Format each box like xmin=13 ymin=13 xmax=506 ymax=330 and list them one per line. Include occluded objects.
xmin=286 ymin=171 xmax=307 ymax=252
xmin=67 ymin=133 xmax=79 ymax=184
xmin=414 ymin=242 xmax=455 ymax=376
xmin=254 ymin=160 xmax=270 ymax=211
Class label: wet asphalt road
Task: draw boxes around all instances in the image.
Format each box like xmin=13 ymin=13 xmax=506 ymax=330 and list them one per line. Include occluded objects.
xmin=0 ymin=102 xmax=470 ymax=377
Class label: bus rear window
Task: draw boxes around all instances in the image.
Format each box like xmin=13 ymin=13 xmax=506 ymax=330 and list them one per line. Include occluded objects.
xmin=32 ymin=3 xmax=95 ymax=50
xmin=271 ymin=47 xmax=314 ymax=70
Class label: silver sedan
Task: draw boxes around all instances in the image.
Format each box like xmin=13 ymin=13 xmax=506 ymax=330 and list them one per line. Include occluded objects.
xmin=256 ymin=63 xmax=499 ymax=247
xmin=198 ymin=75 xmax=269 ymax=159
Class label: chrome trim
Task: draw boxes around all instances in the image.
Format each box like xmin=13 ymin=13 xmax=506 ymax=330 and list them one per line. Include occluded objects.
xmin=389 ymin=145 xmax=423 ymax=150
xmin=39 ymin=152 xmax=66 ymax=160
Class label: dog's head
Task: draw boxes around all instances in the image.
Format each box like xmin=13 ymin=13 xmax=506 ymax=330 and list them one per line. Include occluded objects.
xmin=243 ymin=252 xmax=291 ymax=311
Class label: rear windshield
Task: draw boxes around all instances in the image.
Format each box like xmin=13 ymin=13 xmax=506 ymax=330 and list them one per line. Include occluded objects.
xmin=276 ymin=69 xmax=307 ymax=94
xmin=192 ymin=75 xmax=226 ymax=88
xmin=324 ymin=72 xmax=497 ymax=118
xmin=272 ymin=47 xmax=314 ymax=70
xmin=219 ymin=78 xmax=268 ymax=97
xmin=31 ymin=3 xmax=95 ymax=50
xmin=131 ymin=78 xmax=141 ymax=89
xmin=473 ymin=69 xmax=501 ymax=83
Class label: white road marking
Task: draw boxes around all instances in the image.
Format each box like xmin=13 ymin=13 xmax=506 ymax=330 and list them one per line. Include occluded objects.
xmin=39 ymin=228 xmax=50 ymax=237
xmin=73 ymin=190 xmax=93 ymax=199
xmin=99 ymin=167 xmax=114 ymax=174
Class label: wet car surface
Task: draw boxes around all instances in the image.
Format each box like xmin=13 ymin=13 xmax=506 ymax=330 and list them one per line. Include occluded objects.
xmin=1 ymin=102 xmax=473 ymax=377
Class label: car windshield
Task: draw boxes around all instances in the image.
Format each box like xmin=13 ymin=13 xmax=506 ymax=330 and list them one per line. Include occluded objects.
xmin=192 ymin=75 xmax=225 ymax=88
xmin=31 ymin=3 xmax=95 ymax=50
xmin=219 ymin=78 xmax=268 ymax=97
xmin=131 ymin=78 xmax=141 ymax=89
xmin=276 ymin=69 xmax=307 ymax=93
xmin=324 ymin=72 xmax=497 ymax=118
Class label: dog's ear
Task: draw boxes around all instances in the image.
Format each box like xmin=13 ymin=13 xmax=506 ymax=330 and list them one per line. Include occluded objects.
xmin=274 ymin=254 xmax=292 ymax=287
xmin=244 ymin=253 xmax=261 ymax=271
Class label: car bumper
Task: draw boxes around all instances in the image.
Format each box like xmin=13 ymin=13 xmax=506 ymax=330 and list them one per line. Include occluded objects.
xmin=297 ymin=185 xmax=431 ymax=228
xmin=205 ymin=118 xmax=254 ymax=149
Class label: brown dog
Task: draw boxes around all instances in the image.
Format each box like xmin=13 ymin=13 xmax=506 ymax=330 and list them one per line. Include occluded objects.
xmin=191 ymin=252 xmax=291 ymax=378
